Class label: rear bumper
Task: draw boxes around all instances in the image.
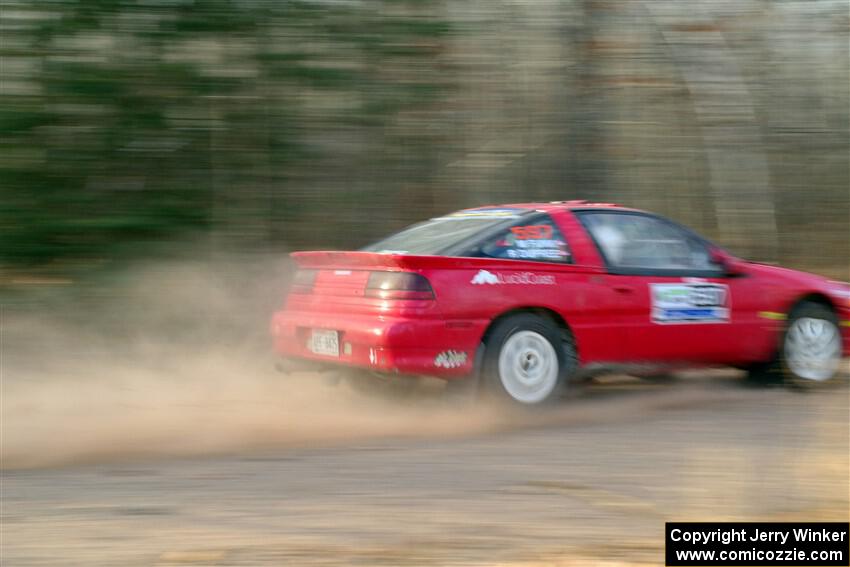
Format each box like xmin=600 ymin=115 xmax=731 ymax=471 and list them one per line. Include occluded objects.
xmin=270 ymin=310 xmax=488 ymax=378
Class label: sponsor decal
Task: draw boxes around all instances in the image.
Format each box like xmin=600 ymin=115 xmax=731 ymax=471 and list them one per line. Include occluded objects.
xmin=471 ymin=269 xmax=556 ymax=286
xmin=506 ymin=241 xmax=567 ymax=260
xmin=434 ymin=350 xmax=467 ymax=369
xmin=501 ymin=224 xmax=570 ymax=261
xmin=510 ymin=224 xmax=554 ymax=240
xmin=651 ymin=283 xmax=730 ymax=324
xmin=471 ymin=270 xmax=500 ymax=284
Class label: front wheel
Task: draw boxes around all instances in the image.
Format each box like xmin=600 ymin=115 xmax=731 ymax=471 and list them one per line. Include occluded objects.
xmin=482 ymin=314 xmax=576 ymax=405
xmin=749 ymin=302 xmax=843 ymax=388
xmin=781 ymin=303 xmax=843 ymax=387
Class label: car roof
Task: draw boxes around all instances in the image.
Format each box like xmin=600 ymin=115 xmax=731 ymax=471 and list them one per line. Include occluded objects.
xmin=458 ymin=200 xmax=643 ymax=214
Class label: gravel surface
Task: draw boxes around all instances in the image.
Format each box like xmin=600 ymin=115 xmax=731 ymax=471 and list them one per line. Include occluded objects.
xmin=3 ymin=371 xmax=848 ymax=566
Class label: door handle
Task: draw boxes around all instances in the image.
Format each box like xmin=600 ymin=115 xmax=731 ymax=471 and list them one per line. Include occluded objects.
xmin=613 ymin=285 xmax=635 ymax=294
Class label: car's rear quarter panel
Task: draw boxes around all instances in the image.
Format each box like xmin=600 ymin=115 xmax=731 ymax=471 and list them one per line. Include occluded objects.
xmin=421 ymin=261 xmax=628 ymax=364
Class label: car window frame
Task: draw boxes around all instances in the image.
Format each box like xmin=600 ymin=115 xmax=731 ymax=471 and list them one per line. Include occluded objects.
xmin=573 ymin=209 xmax=726 ymax=277
xmin=451 ymin=212 xmax=575 ymax=265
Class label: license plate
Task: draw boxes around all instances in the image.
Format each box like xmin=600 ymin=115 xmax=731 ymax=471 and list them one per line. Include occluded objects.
xmin=309 ymin=329 xmax=339 ymax=357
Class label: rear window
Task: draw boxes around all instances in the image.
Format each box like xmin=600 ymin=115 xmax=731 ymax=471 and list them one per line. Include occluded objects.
xmin=361 ymin=208 xmax=528 ymax=255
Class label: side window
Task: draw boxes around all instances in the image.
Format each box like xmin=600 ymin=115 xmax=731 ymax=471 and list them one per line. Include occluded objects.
xmin=581 ymin=213 xmax=717 ymax=272
xmin=478 ymin=216 xmax=572 ymax=263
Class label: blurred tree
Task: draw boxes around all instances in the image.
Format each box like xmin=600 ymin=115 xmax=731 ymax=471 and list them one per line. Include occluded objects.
xmin=0 ymin=0 xmax=846 ymax=288
xmin=0 ymin=0 xmax=452 ymax=275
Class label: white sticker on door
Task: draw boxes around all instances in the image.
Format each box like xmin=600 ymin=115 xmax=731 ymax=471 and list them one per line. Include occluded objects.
xmin=650 ymin=283 xmax=730 ymax=324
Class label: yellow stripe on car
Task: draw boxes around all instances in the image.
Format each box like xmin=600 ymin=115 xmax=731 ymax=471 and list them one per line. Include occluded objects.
xmin=757 ymin=311 xmax=787 ymax=321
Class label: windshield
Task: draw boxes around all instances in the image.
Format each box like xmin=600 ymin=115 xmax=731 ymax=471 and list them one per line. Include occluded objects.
xmin=362 ymin=208 xmax=528 ymax=255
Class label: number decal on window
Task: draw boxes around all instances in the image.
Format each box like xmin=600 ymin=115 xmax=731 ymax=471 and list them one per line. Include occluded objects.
xmin=510 ymin=225 xmax=554 ymax=240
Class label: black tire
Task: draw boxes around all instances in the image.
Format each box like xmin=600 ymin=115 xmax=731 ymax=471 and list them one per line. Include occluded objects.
xmin=748 ymin=302 xmax=842 ymax=389
xmin=481 ymin=313 xmax=577 ymax=405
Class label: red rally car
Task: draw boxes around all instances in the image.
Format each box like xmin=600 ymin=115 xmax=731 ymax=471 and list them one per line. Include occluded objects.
xmin=271 ymin=201 xmax=850 ymax=405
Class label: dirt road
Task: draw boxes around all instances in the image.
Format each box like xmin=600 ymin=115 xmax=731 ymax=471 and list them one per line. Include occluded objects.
xmin=3 ymin=371 xmax=848 ymax=567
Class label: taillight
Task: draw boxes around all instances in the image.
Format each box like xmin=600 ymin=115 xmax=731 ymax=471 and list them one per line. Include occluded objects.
xmin=290 ymin=269 xmax=317 ymax=294
xmin=364 ymin=271 xmax=434 ymax=300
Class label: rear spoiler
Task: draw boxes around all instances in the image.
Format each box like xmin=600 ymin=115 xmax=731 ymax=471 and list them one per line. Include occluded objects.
xmin=290 ymin=251 xmax=594 ymax=272
xmin=291 ymin=251 xmax=409 ymax=269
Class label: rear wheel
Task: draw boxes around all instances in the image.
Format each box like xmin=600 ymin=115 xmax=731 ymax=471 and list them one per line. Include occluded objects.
xmin=482 ymin=314 xmax=576 ymax=405
xmin=748 ymin=302 xmax=842 ymax=388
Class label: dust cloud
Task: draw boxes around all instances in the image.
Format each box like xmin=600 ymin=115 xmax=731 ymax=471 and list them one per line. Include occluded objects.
xmin=1 ymin=253 xmax=782 ymax=470
xmin=0 ymin=253 xmax=503 ymax=469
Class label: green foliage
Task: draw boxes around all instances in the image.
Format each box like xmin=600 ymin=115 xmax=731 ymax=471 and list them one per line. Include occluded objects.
xmin=1 ymin=0 xmax=452 ymax=278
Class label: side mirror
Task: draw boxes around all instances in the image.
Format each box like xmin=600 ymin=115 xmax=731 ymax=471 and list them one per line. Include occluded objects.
xmin=709 ymin=248 xmax=745 ymax=276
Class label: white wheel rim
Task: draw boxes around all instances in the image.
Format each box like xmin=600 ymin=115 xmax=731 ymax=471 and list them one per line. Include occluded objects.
xmin=498 ymin=330 xmax=559 ymax=404
xmin=785 ymin=317 xmax=842 ymax=381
